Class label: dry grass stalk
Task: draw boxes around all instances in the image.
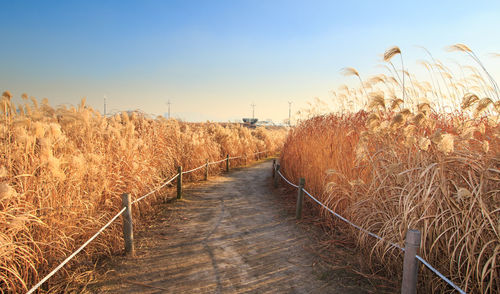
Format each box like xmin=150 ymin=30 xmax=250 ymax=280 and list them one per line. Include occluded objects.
xmin=0 ymin=97 xmax=288 ymax=293
xmin=283 ymin=45 xmax=499 ymax=293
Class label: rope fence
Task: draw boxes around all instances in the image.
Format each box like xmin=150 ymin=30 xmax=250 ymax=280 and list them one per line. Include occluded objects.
xmin=181 ymin=165 xmax=206 ymax=175
xmin=277 ymin=170 xmax=299 ymax=188
xmin=26 ymin=150 xmax=270 ymax=294
xmin=302 ymin=188 xmax=404 ymax=251
xmin=26 ymin=207 xmax=127 ymax=294
xmin=416 ymin=256 xmax=466 ymax=294
xmin=132 ymin=174 xmax=179 ymax=204
xmin=273 ymin=162 xmax=466 ymax=294
xmin=208 ymin=158 xmax=227 ymax=165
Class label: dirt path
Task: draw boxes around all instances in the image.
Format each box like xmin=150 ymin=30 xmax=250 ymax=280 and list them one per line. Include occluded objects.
xmin=92 ymin=160 xmax=392 ymax=293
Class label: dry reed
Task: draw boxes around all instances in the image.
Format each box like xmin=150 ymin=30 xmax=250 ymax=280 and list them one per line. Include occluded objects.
xmin=280 ymin=45 xmax=499 ymax=293
xmin=0 ymin=97 xmax=287 ymax=293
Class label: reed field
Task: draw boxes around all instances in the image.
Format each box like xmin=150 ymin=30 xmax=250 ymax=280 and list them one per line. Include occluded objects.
xmin=0 ymin=95 xmax=287 ymax=293
xmin=280 ymin=45 xmax=499 ymax=293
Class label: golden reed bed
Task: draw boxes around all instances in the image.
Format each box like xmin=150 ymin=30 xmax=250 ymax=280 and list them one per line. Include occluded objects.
xmin=0 ymin=94 xmax=287 ymax=293
xmin=280 ymin=45 xmax=499 ymax=293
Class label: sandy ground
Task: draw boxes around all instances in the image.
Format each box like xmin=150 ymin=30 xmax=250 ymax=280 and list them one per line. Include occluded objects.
xmin=90 ymin=160 xmax=394 ymax=293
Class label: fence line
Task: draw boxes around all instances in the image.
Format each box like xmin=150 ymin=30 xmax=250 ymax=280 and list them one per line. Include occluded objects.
xmin=26 ymin=207 xmax=127 ymax=294
xmin=416 ymin=255 xmax=466 ymax=294
xmin=208 ymin=158 xmax=227 ymax=165
xmin=275 ymin=167 xmax=466 ymax=294
xmin=182 ymin=164 xmax=206 ymax=175
xmin=26 ymin=150 xmax=270 ymax=294
xmin=302 ymin=188 xmax=404 ymax=251
xmin=132 ymin=174 xmax=179 ymax=204
xmin=277 ymin=170 xmax=299 ymax=188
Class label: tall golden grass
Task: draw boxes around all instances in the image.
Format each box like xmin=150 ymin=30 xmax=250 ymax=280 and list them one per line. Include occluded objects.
xmin=0 ymin=94 xmax=287 ymax=293
xmin=280 ymin=45 xmax=499 ymax=293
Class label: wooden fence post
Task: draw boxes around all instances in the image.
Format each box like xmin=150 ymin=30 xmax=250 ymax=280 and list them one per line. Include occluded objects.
xmin=205 ymin=159 xmax=209 ymax=181
xmin=121 ymin=193 xmax=135 ymax=256
xmin=177 ymin=166 xmax=182 ymax=199
xmin=244 ymin=155 xmax=247 ymax=166
xmin=226 ymin=154 xmax=230 ymax=172
xmin=272 ymin=159 xmax=276 ymax=178
xmin=296 ymin=178 xmax=305 ymax=219
xmin=273 ymin=164 xmax=280 ymax=188
xmin=401 ymin=229 xmax=421 ymax=294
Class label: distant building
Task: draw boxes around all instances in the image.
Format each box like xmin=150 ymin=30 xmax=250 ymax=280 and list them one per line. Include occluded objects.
xmin=242 ymin=118 xmax=258 ymax=128
xmin=255 ymin=120 xmax=276 ymax=127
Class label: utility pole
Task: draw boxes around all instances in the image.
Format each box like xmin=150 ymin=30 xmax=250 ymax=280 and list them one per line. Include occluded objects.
xmin=167 ymin=100 xmax=171 ymax=119
xmin=251 ymin=103 xmax=256 ymax=119
xmin=288 ymin=101 xmax=292 ymax=126
xmin=104 ymin=96 xmax=107 ymax=116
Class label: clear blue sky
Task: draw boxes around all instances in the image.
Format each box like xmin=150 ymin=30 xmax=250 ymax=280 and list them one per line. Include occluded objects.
xmin=1 ymin=0 xmax=500 ymax=122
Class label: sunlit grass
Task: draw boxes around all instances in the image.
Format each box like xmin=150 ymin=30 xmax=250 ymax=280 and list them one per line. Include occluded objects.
xmin=0 ymin=94 xmax=287 ymax=293
xmin=281 ymin=44 xmax=499 ymax=293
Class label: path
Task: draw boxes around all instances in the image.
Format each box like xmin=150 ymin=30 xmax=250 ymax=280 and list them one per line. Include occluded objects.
xmin=92 ymin=160 xmax=391 ymax=293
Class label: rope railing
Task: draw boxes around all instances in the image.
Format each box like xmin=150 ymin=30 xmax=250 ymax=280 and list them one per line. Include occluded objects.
xmin=132 ymin=173 xmax=179 ymax=204
xmin=26 ymin=150 xmax=270 ymax=294
xmin=276 ymin=170 xmax=299 ymax=188
xmin=274 ymin=164 xmax=466 ymax=294
xmin=208 ymin=158 xmax=227 ymax=165
xmin=302 ymin=188 xmax=404 ymax=251
xmin=181 ymin=164 xmax=206 ymax=175
xmin=277 ymin=169 xmax=401 ymax=250
xmin=26 ymin=207 xmax=127 ymax=294
xmin=416 ymin=256 xmax=466 ymax=294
